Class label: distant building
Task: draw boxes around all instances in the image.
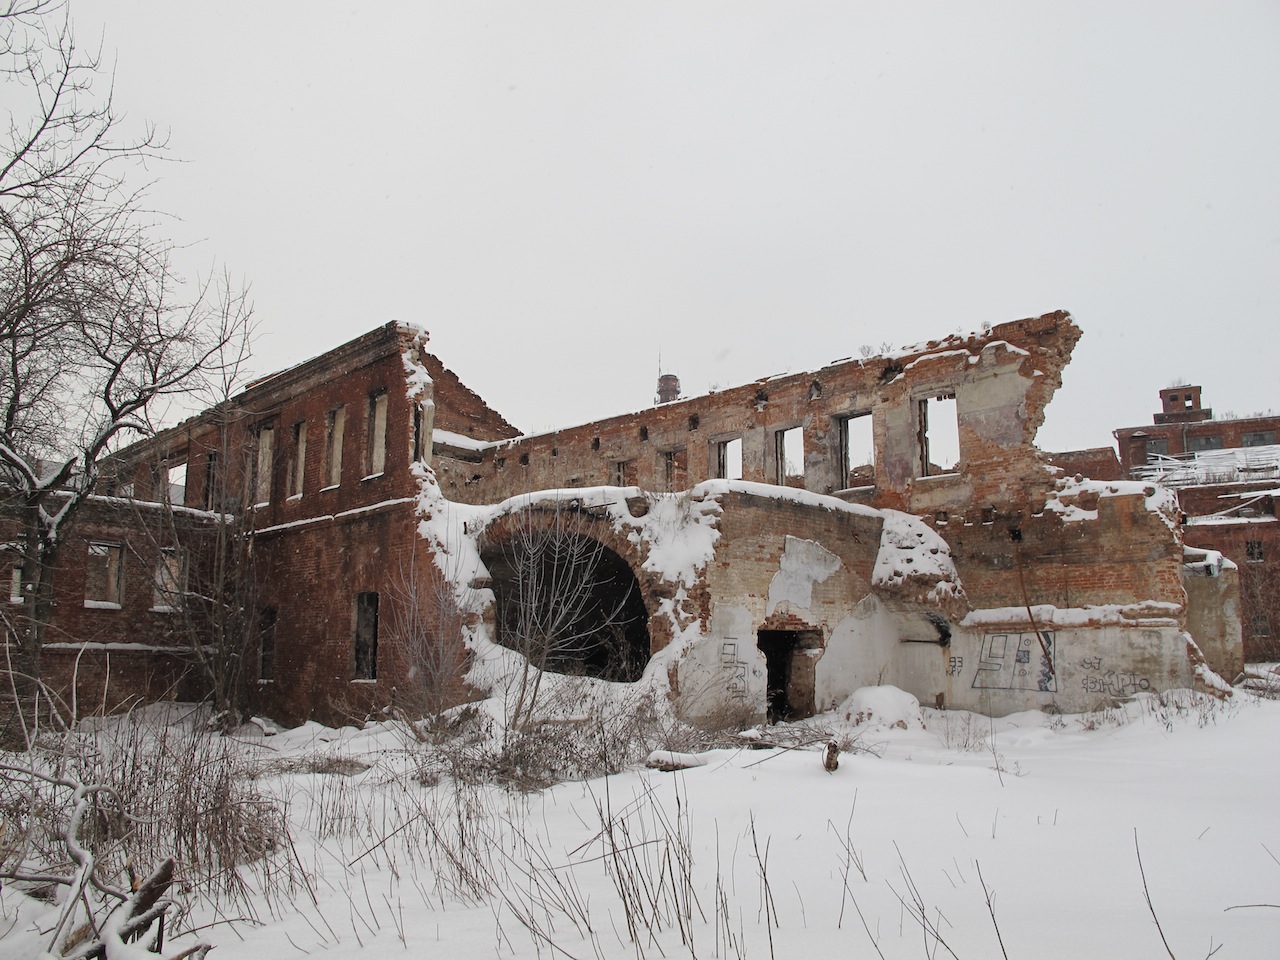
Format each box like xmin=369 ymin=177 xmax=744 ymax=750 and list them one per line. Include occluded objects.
xmin=1114 ymin=387 xmax=1279 ymax=662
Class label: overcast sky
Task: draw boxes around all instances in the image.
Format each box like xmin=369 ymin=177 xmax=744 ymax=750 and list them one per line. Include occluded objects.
xmin=76 ymin=1 xmax=1280 ymax=453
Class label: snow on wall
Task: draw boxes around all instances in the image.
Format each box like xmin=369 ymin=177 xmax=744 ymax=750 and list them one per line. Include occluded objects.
xmin=411 ymin=462 xmax=1207 ymax=720
xmin=873 ymin=509 xmax=964 ymax=604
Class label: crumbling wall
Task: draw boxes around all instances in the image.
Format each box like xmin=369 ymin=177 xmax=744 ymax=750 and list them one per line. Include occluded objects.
xmin=1182 ymin=549 xmax=1244 ymax=680
xmin=432 ymin=312 xmax=1079 ymax=522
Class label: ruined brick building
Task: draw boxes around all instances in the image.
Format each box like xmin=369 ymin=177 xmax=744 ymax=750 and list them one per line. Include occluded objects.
xmin=14 ymin=311 xmax=1243 ymax=725
xmin=1114 ymin=387 xmax=1280 ymax=661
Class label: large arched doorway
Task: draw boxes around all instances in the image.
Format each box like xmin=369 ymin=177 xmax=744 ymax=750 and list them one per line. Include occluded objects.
xmin=480 ymin=523 xmax=651 ymax=682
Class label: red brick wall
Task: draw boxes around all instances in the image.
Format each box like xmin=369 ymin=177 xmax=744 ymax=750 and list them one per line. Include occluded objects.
xmin=1046 ymin=447 xmax=1122 ymax=481
xmin=1182 ymin=518 xmax=1280 ymax=660
xmin=436 ymin=312 xmax=1078 ymax=520
xmin=4 ymin=499 xmax=213 ymax=715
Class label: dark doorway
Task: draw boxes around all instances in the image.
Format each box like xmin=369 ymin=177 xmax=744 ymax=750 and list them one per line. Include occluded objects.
xmin=757 ymin=629 xmax=823 ymax=722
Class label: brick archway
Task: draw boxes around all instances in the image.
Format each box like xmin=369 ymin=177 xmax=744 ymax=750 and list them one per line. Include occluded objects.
xmin=477 ymin=502 xmax=661 ymax=681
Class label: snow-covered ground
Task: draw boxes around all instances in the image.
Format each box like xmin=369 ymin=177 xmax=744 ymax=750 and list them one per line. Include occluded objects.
xmin=4 ymin=682 xmax=1278 ymax=959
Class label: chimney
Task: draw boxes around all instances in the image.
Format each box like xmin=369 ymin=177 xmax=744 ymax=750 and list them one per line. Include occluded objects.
xmin=657 ymin=373 xmax=680 ymax=405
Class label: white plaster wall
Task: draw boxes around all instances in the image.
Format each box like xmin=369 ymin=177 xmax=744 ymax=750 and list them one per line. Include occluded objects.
xmin=892 ymin=623 xmax=1195 ymax=715
xmin=812 ymin=595 xmax=900 ymax=712
xmin=675 ymin=602 xmax=768 ymax=725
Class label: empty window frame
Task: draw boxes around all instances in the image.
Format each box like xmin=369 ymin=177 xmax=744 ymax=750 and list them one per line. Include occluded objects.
xmin=151 ymin=547 xmax=186 ymax=612
xmin=1187 ymin=434 xmax=1223 ymax=453
xmin=354 ymin=591 xmax=379 ymax=680
xmin=835 ymin=413 xmax=874 ymax=488
xmin=661 ymin=449 xmax=688 ymax=492
xmin=85 ymin=542 xmax=123 ymax=608
xmin=774 ymin=427 xmax=804 ymax=485
xmin=367 ymin=391 xmax=388 ymax=476
xmin=1243 ymin=431 xmax=1277 ymax=448
xmin=165 ymin=461 xmax=187 ymax=506
xmin=252 ymin=423 xmax=275 ymax=506
xmin=1144 ymin=437 xmax=1169 ymax=458
xmin=5 ymin=546 xmax=22 ymax=605
xmin=259 ymin=607 xmax=278 ymax=682
xmin=715 ymin=438 xmax=743 ymax=481
xmin=203 ymin=451 xmax=221 ymax=510
xmin=917 ymin=393 xmax=960 ymax=477
xmin=412 ymin=405 xmax=425 ymax=463
xmin=1251 ymin=613 xmax=1271 ymax=638
xmin=612 ymin=459 xmax=637 ymax=486
xmin=1246 ymin=540 xmax=1264 ymax=563
xmin=288 ymin=421 xmax=307 ymax=498
xmin=324 ymin=406 xmax=346 ymax=488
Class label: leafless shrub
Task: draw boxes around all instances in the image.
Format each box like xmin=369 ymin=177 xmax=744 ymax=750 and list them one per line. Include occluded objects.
xmin=1 ymin=705 xmax=306 ymax=929
xmin=382 ymin=540 xmax=476 ymax=733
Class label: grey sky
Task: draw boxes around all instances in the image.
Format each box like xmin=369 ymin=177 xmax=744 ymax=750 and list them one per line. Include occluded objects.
xmin=78 ymin=1 xmax=1280 ymax=452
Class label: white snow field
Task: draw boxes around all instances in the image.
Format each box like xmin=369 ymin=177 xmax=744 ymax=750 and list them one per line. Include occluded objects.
xmin=3 ymin=683 xmax=1278 ymax=959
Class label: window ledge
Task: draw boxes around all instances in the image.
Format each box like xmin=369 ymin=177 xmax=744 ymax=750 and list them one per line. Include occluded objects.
xmin=150 ymin=605 xmax=179 ymax=614
xmin=361 ymin=472 xmax=385 ymax=482
xmin=84 ymin=600 xmax=122 ymax=610
xmin=286 ymin=493 xmax=302 ymax=502
xmin=350 ymin=678 xmax=377 ymax=684
xmin=252 ymin=501 xmax=270 ymax=509
xmin=914 ymin=471 xmax=961 ymax=483
xmin=257 ymin=678 xmax=274 ymax=685
xmin=320 ymin=483 xmax=340 ymax=493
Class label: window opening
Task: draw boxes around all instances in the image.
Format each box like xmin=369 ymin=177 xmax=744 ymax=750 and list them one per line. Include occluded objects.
xmin=716 ymin=438 xmax=743 ymax=480
xmin=7 ymin=548 xmax=22 ymax=604
xmin=836 ymin=413 xmax=874 ymax=488
xmin=1145 ymin=437 xmax=1169 ymax=458
xmin=166 ymin=461 xmax=187 ymax=505
xmin=662 ymin=448 xmax=687 ymax=492
xmin=367 ymin=391 xmax=388 ymax=475
xmin=613 ymin=459 xmax=637 ymax=486
xmin=288 ymin=421 xmax=307 ymax=497
xmin=252 ymin=423 xmax=274 ymax=506
xmin=1187 ymin=434 xmax=1223 ymax=453
xmin=412 ymin=405 xmax=424 ymax=462
xmin=325 ymin=406 xmax=346 ymax=487
xmin=917 ymin=393 xmax=959 ymax=477
xmin=1243 ymin=431 xmax=1277 ymax=447
xmin=775 ymin=427 xmax=804 ymax=486
xmin=151 ymin=547 xmax=186 ymax=612
xmin=1246 ymin=540 xmax=1264 ymax=563
xmin=85 ymin=543 xmax=123 ymax=608
xmin=259 ymin=607 xmax=278 ymax=681
xmin=203 ymin=451 xmax=220 ymax=510
xmin=354 ymin=591 xmax=379 ymax=680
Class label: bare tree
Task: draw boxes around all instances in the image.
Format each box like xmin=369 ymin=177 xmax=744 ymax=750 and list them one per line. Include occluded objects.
xmin=382 ymin=538 xmax=474 ymax=733
xmin=0 ymin=4 xmax=252 ymax=740
xmin=480 ymin=501 xmax=649 ymax=731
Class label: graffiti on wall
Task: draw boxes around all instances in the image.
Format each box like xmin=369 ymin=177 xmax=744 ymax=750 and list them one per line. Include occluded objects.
xmin=971 ymin=632 xmax=1057 ymax=693
xmin=1077 ymin=656 xmax=1150 ymax=697
xmin=721 ymin=641 xmax=749 ymax=701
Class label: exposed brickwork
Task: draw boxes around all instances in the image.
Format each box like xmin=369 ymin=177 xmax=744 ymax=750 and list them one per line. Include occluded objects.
xmin=1 ymin=499 xmax=212 ymax=712
xmin=437 ymin=312 xmax=1078 ymax=519
xmin=1045 ymin=447 xmax=1122 ymax=481
xmin=12 ymin=310 xmax=1243 ymax=725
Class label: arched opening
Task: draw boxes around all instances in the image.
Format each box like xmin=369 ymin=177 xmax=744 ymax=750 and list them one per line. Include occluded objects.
xmin=481 ymin=524 xmax=651 ymax=682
